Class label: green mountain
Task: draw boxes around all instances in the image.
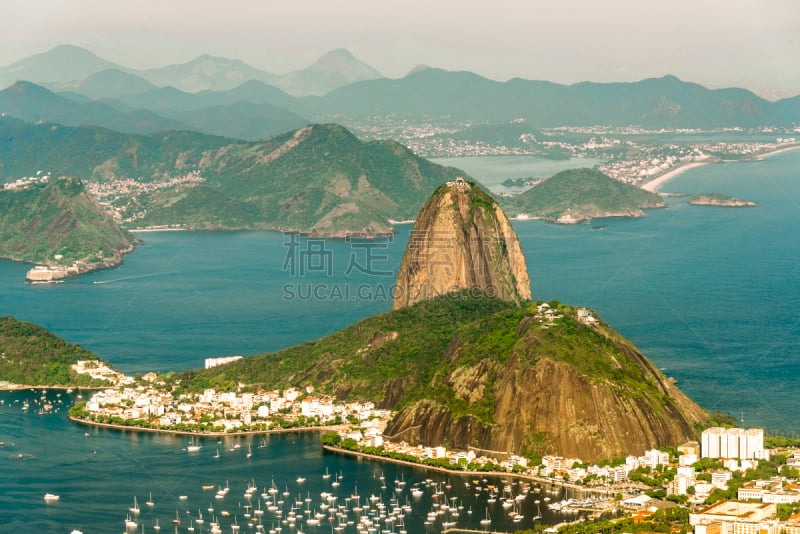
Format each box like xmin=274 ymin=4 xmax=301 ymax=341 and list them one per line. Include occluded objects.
xmin=0 ymin=118 xmax=464 ymax=235
xmin=499 ymin=168 xmax=665 ymax=223
xmin=315 ymin=70 xmax=800 ymax=127
xmin=165 ymin=101 xmax=309 ymax=142
xmin=182 ymin=293 xmax=708 ymax=461
xmin=112 ymin=80 xmax=305 ymax=116
xmin=0 ymin=177 xmax=135 ymax=272
xmin=136 ymin=123 xmax=464 ymax=234
xmin=0 ymin=81 xmax=189 ymax=135
xmin=1 ymin=81 xmax=308 ymax=141
xmin=0 ymin=316 xmax=113 ymax=387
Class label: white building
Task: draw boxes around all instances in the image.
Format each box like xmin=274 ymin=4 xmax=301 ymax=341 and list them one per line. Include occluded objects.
xmin=204 ymin=355 xmax=243 ymax=369
xmin=702 ymin=427 xmax=767 ymax=460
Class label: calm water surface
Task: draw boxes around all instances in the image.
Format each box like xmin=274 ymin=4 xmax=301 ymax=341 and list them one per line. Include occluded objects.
xmin=1 ymin=150 xmax=799 ymax=532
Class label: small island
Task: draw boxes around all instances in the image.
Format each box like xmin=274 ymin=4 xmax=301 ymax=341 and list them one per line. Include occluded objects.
xmin=688 ymin=193 xmax=758 ymax=207
xmin=499 ymin=168 xmax=665 ymax=224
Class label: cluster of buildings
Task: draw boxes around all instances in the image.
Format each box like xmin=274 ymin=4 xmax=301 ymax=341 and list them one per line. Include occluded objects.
xmin=71 ymin=360 xmax=133 ymax=385
xmin=85 ymin=171 xmax=205 ymax=223
xmin=2 ymin=172 xmax=51 ymax=190
xmin=80 ymin=381 xmax=390 ymax=433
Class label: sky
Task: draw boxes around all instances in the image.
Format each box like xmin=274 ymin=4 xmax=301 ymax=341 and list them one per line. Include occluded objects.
xmin=3 ymin=0 xmax=800 ymax=95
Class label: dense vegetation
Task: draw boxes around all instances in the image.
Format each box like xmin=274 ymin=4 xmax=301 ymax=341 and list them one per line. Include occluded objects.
xmin=181 ymin=292 xmax=515 ymax=401
xmin=0 ymin=118 xmax=465 ymax=235
xmin=182 ymin=293 xmax=689 ymax=426
xmin=0 ymin=316 xmax=111 ymax=386
xmin=0 ymin=177 xmax=135 ymax=266
xmin=499 ymin=168 xmax=664 ymax=222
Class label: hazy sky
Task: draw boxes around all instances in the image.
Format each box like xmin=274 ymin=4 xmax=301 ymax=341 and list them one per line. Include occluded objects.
xmin=4 ymin=0 xmax=799 ymax=93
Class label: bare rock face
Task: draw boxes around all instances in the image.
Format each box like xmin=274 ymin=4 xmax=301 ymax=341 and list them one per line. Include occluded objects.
xmin=394 ymin=179 xmax=531 ymax=309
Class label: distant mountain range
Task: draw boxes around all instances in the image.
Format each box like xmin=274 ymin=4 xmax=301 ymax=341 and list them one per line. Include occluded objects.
xmin=0 ymin=81 xmax=309 ymax=140
xmin=4 ymin=50 xmax=799 ymax=130
xmin=316 ymin=69 xmax=800 ymax=127
xmin=0 ymin=45 xmax=383 ymax=96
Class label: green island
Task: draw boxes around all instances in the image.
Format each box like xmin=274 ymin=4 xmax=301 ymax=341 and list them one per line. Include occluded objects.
xmin=499 ymin=168 xmax=665 ymax=224
xmin=0 ymin=177 xmax=136 ymax=281
xmin=0 ymin=316 xmax=120 ymax=388
xmin=687 ymin=193 xmax=758 ymax=207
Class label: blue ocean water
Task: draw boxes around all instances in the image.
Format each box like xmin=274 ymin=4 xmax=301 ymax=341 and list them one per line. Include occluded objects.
xmin=1 ymin=150 xmax=799 ymax=533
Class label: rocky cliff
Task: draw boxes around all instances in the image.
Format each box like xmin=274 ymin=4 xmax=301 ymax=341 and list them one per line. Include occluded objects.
xmin=393 ymin=179 xmax=531 ymax=309
xmin=383 ymin=303 xmax=708 ymax=461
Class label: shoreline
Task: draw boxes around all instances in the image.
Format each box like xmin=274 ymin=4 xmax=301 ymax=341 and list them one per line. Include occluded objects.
xmin=322 ymin=445 xmax=614 ymax=497
xmin=68 ymin=416 xmax=347 ymax=438
xmin=640 ymin=160 xmax=716 ymax=193
xmin=753 ymin=144 xmax=800 ymax=160
xmin=641 ymin=144 xmax=800 ymax=193
xmin=0 ymin=384 xmax=101 ymax=391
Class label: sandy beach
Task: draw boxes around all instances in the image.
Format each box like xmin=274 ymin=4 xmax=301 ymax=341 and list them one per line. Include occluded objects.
xmin=753 ymin=144 xmax=800 ymax=160
xmin=641 ymin=160 xmax=716 ymax=193
xmin=642 ymin=144 xmax=800 ymax=193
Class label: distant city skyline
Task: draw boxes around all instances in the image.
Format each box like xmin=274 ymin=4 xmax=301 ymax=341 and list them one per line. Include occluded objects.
xmin=4 ymin=0 xmax=799 ymax=97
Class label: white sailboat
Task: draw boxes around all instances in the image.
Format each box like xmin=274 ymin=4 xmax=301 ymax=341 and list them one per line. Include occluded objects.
xmin=145 ymin=492 xmax=155 ymax=507
xmin=480 ymin=507 xmax=491 ymax=527
xmin=129 ymin=496 xmax=140 ymax=514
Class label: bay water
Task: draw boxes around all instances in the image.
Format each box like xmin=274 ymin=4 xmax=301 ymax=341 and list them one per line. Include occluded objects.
xmin=1 ymin=150 xmax=799 ymax=532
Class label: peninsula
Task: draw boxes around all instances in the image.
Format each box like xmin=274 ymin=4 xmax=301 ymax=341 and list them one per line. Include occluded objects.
xmin=0 ymin=176 xmax=135 ymax=281
xmin=0 ymin=316 xmax=125 ymax=388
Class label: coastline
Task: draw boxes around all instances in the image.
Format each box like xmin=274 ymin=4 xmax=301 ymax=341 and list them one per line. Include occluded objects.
xmin=0 ymin=384 xmax=100 ymax=391
xmin=322 ymin=445 xmax=614 ymax=497
xmin=641 ymin=145 xmax=800 ymax=193
xmin=753 ymin=144 xmax=800 ymax=160
xmin=68 ymin=415 xmax=347 ymax=438
xmin=641 ymin=160 xmax=715 ymax=193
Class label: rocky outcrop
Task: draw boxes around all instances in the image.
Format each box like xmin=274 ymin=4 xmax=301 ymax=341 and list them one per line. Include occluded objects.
xmin=384 ymin=308 xmax=708 ymax=462
xmin=394 ymin=179 xmax=531 ymax=309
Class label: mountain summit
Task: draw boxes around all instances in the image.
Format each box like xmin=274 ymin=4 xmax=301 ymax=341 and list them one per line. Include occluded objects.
xmin=394 ymin=179 xmax=531 ymax=309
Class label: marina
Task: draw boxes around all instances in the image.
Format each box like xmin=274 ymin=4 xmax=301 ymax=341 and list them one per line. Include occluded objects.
xmin=0 ymin=388 xmax=602 ymax=533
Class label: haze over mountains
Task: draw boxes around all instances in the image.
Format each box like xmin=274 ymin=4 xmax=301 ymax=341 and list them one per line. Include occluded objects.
xmin=0 ymin=45 xmax=383 ymax=97
xmin=2 ymin=45 xmax=799 ymax=138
